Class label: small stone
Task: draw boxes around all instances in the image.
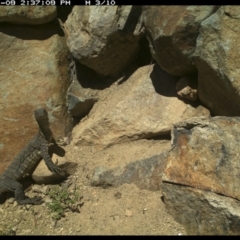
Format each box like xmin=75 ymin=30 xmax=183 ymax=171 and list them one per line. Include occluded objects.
xmin=32 ymin=185 xmax=50 ymax=195
xmin=111 ymin=215 xmax=120 ymax=221
xmin=24 ymin=229 xmax=32 ymax=234
xmin=44 ymin=198 xmax=53 ymax=203
xmin=13 ymin=201 xmax=18 ymax=208
xmin=114 ymin=192 xmax=122 ymax=199
xmin=125 ymin=210 xmax=133 ymax=217
xmin=176 ymin=76 xmax=198 ymax=101
xmin=52 ymin=220 xmax=57 ymax=228
xmin=25 ymin=204 xmax=31 ymax=210
xmin=143 ymin=208 xmax=147 ymax=214
xmin=7 ymin=198 xmax=15 ymax=204
xmin=4 ymin=202 xmax=9 ymax=208
xmin=11 ymin=226 xmax=18 ymax=232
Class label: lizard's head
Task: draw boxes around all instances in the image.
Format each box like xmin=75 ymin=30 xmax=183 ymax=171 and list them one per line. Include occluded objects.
xmin=34 ymin=108 xmax=49 ymax=122
xmin=34 ymin=108 xmax=54 ymax=142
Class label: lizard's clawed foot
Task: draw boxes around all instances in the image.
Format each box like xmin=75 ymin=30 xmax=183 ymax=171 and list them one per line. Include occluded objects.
xmin=49 ymin=165 xmax=67 ymax=177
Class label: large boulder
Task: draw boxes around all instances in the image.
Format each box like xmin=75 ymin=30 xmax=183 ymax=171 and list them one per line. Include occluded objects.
xmin=72 ymin=64 xmax=210 ymax=148
xmin=162 ymin=117 xmax=240 ymax=234
xmin=194 ymin=6 xmax=240 ymax=116
xmin=0 ymin=6 xmax=57 ymax=25
xmin=163 ymin=183 xmax=240 ymax=235
xmin=65 ymin=6 xmax=143 ymax=76
xmin=0 ymin=23 xmax=71 ymax=173
xmin=143 ymin=6 xmax=218 ymax=76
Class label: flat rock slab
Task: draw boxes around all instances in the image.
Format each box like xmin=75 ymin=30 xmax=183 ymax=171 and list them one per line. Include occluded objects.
xmin=72 ymin=64 xmax=210 ymax=148
xmin=162 ymin=183 xmax=240 ymax=235
xmin=91 ymin=151 xmax=168 ymax=191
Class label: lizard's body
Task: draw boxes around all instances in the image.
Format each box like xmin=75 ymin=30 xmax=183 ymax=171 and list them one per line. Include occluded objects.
xmin=0 ymin=108 xmax=65 ymax=205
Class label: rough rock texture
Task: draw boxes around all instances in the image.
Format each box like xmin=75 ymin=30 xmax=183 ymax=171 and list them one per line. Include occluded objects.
xmin=0 ymin=23 xmax=71 ymax=173
xmin=194 ymin=6 xmax=240 ymax=116
xmin=65 ymin=6 xmax=144 ymax=76
xmin=67 ymin=90 xmax=98 ymax=118
xmin=162 ymin=183 xmax=240 ymax=235
xmin=67 ymin=61 xmax=99 ymax=118
xmin=72 ymin=64 xmax=210 ymax=148
xmin=143 ymin=5 xmax=218 ymax=76
xmin=162 ymin=117 xmax=240 ymax=234
xmin=0 ymin=6 xmax=57 ymax=25
xmin=91 ymin=151 xmax=168 ymax=191
xmin=176 ymin=74 xmax=198 ymax=101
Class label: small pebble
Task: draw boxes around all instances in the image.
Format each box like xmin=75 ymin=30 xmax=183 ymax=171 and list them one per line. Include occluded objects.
xmin=143 ymin=208 xmax=147 ymax=214
xmin=125 ymin=210 xmax=133 ymax=217
xmin=44 ymin=198 xmax=53 ymax=203
xmin=25 ymin=204 xmax=31 ymax=210
xmin=11 ymin=226 xmax=18 ymax=232
xmin=8 ymin=198 xmax=15 ymax=204
xmin=114 ymin=192 xmax=122 ymax=199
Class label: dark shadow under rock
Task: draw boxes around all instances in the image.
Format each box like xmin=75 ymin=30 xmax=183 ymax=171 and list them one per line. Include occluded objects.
xmin=135 ymin=35 xmax=153 ymax=67
xmin=57 ymin=6 xmax=74 ymax=23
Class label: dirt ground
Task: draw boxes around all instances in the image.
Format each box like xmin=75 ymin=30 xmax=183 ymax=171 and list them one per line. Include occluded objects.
xmin=0 ymin=139 xmax=186 ymax=235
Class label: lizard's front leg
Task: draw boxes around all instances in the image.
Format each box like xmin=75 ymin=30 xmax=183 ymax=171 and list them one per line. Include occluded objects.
xmin=40 ymin=140 xmax=66 ymax=177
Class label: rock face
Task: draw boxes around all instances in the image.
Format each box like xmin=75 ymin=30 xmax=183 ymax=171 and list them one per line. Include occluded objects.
xmin=143 ymin=6 xmax=218 ymax=76
xmin=67 ymin=89 xmax=98 ymax=118
xmin=91 ymin=151 xmax=168 ymax=191
xmin=163 ymin=183 xmax=240 ymax=235
xmin=72 ymin=64 xmax=210 ymax=148
xmin=0 ymin=6 xmax=57 ymax=25
xmin=162 ymin=117 xmax=240 ymax=235
xmin=65 ymin=6 xmax=144 ymax=76
xmin=66 ymin=61 xmax=99 ymax=118
xmin=0 ymin=23 xmax=71 ymax=173
xmin=194 ymin=6 xmax=240 ymax=116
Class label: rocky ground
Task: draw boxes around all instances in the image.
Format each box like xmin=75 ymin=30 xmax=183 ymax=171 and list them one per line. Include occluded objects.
xmin=0 ymin=139 xmax=185 ymax=235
